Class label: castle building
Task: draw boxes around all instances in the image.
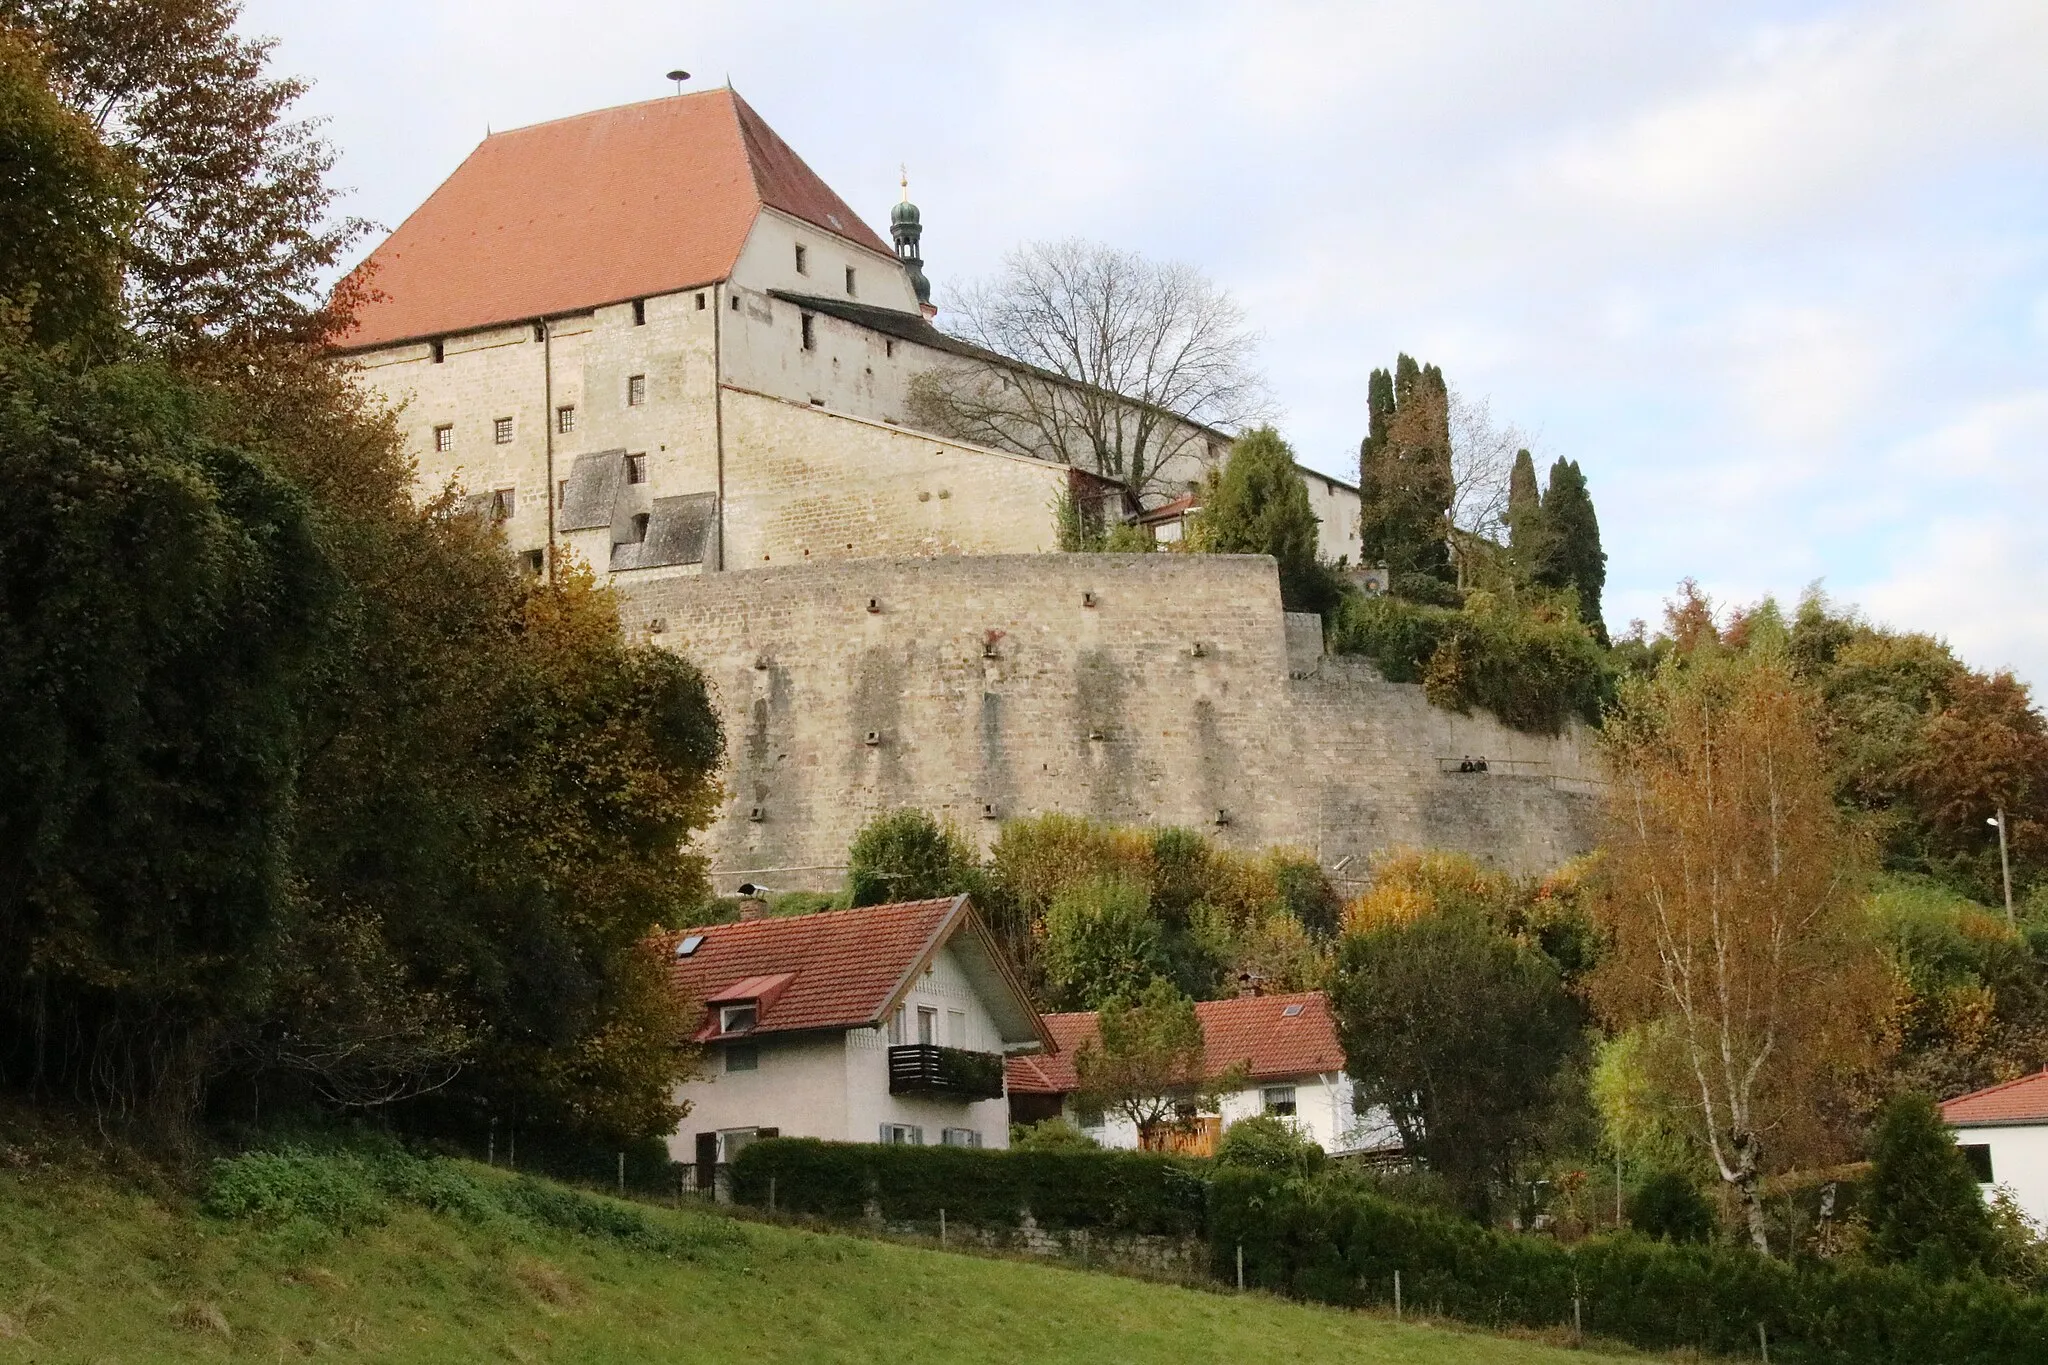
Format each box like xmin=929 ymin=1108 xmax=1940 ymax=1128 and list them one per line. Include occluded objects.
xmin=336 ymin=87 xmax=1360 ymax=580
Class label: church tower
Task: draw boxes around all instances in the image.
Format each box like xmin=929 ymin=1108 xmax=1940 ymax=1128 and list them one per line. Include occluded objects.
xmin=892 ymin=170 xmax=934 ymax=317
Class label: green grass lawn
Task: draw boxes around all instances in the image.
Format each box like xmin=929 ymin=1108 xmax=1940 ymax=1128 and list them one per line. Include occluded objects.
xmin=0 ymin=1148 xmax=1644 ymax=1364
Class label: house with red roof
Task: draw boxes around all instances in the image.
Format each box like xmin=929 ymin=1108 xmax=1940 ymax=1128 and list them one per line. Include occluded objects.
xmin=1006 ymin=991 xmax=1397 ymax=1158
xmin=661 ymin=895 xmax=1050 ymax=1181
xmin=1942 ymin=1068 xmax=2048 ymax=1229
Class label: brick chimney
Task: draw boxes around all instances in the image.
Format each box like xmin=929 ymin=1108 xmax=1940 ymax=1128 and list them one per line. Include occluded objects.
xmin=737 ymin=896 xmax=769 ymax=922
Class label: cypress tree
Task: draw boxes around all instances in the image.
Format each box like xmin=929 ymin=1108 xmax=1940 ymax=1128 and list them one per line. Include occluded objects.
xmin=1358 ymin=354 xmax=1453 ymax=584
xmin=1534 ymin=458 xmax=1607 ymax=642
xmin=1505 ymin=447 xmax=1542 ymax=564
xmin=1196 ymin=426 xmax=1335 ymax=614
xmin=1865 ymin=1093 xmax=1996 ymax=1279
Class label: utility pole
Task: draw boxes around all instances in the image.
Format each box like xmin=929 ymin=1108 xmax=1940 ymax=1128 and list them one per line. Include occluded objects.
xmin=1990 ymin=809 xmax=2015 ymax=927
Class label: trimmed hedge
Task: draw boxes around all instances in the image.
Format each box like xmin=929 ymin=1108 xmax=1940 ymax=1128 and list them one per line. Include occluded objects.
xmin=1208 ymin=1169 xmax=2048 ymax=1365
xmin=730 ymin=1137 xmax=1207 ymax=1237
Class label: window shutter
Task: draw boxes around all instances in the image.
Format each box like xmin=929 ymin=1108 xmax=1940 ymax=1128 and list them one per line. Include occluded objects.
xmin=880 ymin=1123 xmax=892 ymax=1143
xmin=913 ymin=1126 xmax=925 ymax=1146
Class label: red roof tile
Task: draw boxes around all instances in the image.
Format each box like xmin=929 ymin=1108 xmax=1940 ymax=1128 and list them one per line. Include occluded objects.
xmin=1943 ymin=1069 xmax=2048 ymax=1127
xmin=337 ymin=88 xmax=891 ymax=350
xmin=1006 ymin=991 xmax=1345 ymax=1095
xmin=660 ymin=897 xmax=1050 ymax=1050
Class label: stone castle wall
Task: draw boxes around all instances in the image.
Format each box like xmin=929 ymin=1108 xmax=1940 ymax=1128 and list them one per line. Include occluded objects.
xmin=621 ymin=554 xmax=1603 ymax=892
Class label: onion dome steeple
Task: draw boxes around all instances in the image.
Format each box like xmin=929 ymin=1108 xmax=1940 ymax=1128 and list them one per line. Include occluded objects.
xmin=892 ymin=167 xmax=933 ymax=315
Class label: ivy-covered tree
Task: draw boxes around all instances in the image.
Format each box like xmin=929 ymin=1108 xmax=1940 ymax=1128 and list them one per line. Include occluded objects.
xmin=1185 ymin=426 xmax=1340 ymax=615
xmin=1357 ymin=353 xmax=1453 ymax=584
xmin=1531 ymin=457 xmax=1607 ymax=642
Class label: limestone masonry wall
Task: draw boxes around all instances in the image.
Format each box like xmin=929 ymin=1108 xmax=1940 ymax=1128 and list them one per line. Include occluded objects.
xmin=622 ymin=554 xmax=1603 ymax=891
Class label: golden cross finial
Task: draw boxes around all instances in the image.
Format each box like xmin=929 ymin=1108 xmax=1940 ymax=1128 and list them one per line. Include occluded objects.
xmin=900 ymin=164 xmax=909 ymax=201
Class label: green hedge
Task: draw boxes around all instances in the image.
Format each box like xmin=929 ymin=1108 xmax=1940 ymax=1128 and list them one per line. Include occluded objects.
xmin=1327 ymin=595 xmax=1605 ymax=734
xmin=730 ymin=1138 xmax=1207 ymax=1237
xmin=1208 ymin=1170 xmax=2048 ymax=1365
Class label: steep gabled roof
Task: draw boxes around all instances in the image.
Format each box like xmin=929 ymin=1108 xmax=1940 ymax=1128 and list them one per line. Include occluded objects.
xmin=659 ymin=896 xmax=1050 ymax=1050
xmin=1943 ymin=1069 xmax=2048 ymax=1127
xmin=337 ymin=89 xmax=890 ymax=350
xmin=1005 ymin=991 xmax=1345 ymax=1095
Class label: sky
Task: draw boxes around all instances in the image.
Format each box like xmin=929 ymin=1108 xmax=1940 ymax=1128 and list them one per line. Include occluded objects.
xmin=241 ymin=0 xmax=2048 ymax=684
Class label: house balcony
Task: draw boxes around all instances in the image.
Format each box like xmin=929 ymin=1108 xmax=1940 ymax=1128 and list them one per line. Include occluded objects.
xmin=887 ymin=1044 xmax=1006 ymax=1101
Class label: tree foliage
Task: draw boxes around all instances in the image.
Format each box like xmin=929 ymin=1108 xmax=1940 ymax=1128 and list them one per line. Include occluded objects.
xmin=1358 ymin=354 xmax=1454 ymax=581
xmin=1182 ymin=425 xmax=1342 ymax=615
xmin=1333 ymin=902 xmax=1584 ymax=1219
xmin=1865 ymin=1092 xmax=1997 ymax=1280
xmin=1594 ymin=643 xmax=1887 ymax=1252
xmin=1528 ymin=458 xmax=1607 ymax=643
xmin=845 ymin=808 xmax=983 ymax=908
xmin=1073 ymin=977 xmax=1248 ymax=1143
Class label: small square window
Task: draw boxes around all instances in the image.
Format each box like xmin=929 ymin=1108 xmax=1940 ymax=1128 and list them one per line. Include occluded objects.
xmin=885 ymin=338 xmax=895 ymax=359
xmin=800 ymin=314 xmax=815 ymax=351
xmin=730 ymin=293 xmax=740 ymax=311
xmin=632 ymin=298 xmax=646 ymax=326
xmin=431 ymin=339 xmax=445 ymax=364
xmin=626 ymin=511 xmax=650 ymax=544
xmin=720 ymin=1003 xmax=756 ymax=1034
xmin=724 ymin=1043 xmax=758 ymax=1073
xmin=556 ymin=405 xmax=575 ymax=434
xmin=625 ymin=453 xmax=648 ymax=485
xmin=490 ymin=487 xmax=515 ymax=521
xmin=556 ymin=478 xmax=568 ymax=509
xmin=1961 ymin=1143 xmax=1994 ymax=1183
xmin=522 ymin=548 xmax=544 ymax=575
xmin=627 ymin=374 xmax=646 ymax=407
xmin=433 ymin=424 xmax=453 ymax=453
xmin=794 ymin=243 xmax=808 ymax=275
xmin=940 ymin=1128 xmax=982 ymax=1148
xmin=845 ymin=266 xmax=857 ymax=296
xmin=879 ymin=1123 xmax=922 ymax=1146
xmin=1263 ymin=1086 xmax=1297 ymax=1118
xmin=493 ymin=416 xmax=514 ymax=444
xmin=695 ymin=292 xmax=707 ymax=311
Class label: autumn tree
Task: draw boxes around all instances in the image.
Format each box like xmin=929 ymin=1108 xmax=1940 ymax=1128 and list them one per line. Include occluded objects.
xmin=906 ymin=239 xmax=1267 ymax=499
xmin=845 ymin=808 xmax=983 ymax=907
xmin=5 ymin=0 xmax=369 ymax=348
xmin=1073 ymin=977 xmax=1247 ymax=1147
xmin=1594 ymin=643 xmax=1885 ymax=1253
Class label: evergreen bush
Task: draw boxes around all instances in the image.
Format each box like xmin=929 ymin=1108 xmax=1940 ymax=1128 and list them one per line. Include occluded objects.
xmin=1625 ymin=1170 xmax=1716 ymax=1243
xmin=730 ymin=1138 xmax=1206 ymax=1237
xmin=1327 ymin=595 xmax=1605 ymax=733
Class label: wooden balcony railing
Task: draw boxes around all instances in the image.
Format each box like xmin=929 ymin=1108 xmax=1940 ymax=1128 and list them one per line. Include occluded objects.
xmin=887 ymin=1043 xmax=1005 ymax=1101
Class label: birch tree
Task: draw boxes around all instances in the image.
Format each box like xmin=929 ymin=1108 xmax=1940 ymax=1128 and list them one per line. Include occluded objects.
xmin=1594 ymin=644 xmax=1883 ymax=1253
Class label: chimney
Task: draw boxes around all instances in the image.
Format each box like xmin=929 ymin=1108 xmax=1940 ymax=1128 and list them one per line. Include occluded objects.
xmin=738 ymin=896 xmax=769 ymax=922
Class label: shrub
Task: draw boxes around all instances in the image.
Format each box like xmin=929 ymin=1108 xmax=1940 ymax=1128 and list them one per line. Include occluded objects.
xmin=1867 ymin=1092 xmax=1998 ymax=1279
xmin=1215 ymin=1115 xmax=1324 ymax=1178
xmin=1626 ymin=1170 xmax=1715 ymax=1244
xmin=1327 ymin=593 xmax=1605 ymax=733
xmin=1392 ymin=572 xmax=1462 ymax=608
xmin=1010 ymin=1118 xmax=1099 ymax=1151
xmin=204 ymin=1150 xmax=387 ymax=1231
xmin=1207 ymin=1167 xmax=2048 ymax=1365
xmin=730 ymin=1137 xmax=1206 ymax=1237
xmin=845 ymin=809 xmax=983 ymax=907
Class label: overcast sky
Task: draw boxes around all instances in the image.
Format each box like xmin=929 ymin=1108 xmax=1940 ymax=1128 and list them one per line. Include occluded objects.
xmin=242 ymin=0 xmax=2048 ymax=684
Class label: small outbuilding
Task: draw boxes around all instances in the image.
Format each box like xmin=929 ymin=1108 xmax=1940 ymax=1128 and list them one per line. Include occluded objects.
xmin=1941 ymin=1068 xmax=2048 ymax=1229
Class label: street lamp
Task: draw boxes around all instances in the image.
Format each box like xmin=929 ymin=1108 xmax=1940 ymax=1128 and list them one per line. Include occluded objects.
xmin=1988 ymin=810 xmax=2014 ymax=927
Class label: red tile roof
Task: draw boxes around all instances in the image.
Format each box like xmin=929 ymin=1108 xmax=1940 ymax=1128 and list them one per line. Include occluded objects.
xmin=1005 ymin=991 xmax=1345 ymax=1095
xmin=1943 ymin=1069 xmax=2048 ymax=1127
xmin=660 ymin=896 xmax=1050 ymax=1049
xmin=337 ymin=88 xmax=892 ymax=350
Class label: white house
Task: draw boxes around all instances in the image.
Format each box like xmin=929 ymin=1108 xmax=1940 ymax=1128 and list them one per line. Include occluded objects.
xmin=1005 ymin=991 xmax=1398 ymax=1157
xmin=1943 ymin=1068 xmax=2048 ymax=1231
xmin=662 ymin=895 xmax=1051 ymax=1186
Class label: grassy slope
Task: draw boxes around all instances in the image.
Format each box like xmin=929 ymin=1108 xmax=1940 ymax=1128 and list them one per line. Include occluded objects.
xmin=0 ymin=1157 xmax=1638 ymax=1365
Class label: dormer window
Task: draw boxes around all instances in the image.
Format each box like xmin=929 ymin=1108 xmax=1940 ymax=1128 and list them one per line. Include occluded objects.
xmin=720 ymin=1003 xmax=756 ymax=1034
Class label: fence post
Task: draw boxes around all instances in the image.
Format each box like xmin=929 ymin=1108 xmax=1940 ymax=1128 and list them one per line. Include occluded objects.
xmin=940 ymin=1207 xmax=947 ymax=1247
xmin=769 ymin=1176 xmax=777 ymax=1214
xmin=1394 ymin=1269 xmax=1402 ymax=1319
xmin=1758 ymin=1322 xmax=1770 ymax=1363
xmin=617 ymin=1151 xmax=625 ymax=1198
xmin=488 ymin=1117 xmax=496 ymax=1168
xmin=1235 ymin=1243 xmax=1244 ymax=1291
xmin=1573 ymin=1294 xmax=1582 ymax=1346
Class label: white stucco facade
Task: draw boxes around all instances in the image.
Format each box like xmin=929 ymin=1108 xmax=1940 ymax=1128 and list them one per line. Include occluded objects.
xmin=1070 ymin=1071 xmax=1398 ymax=1157
xmin=668 ymin=942 xmax=1016 ymax=1165
xmin=1954 ymin=1123 xmax=2048 ymax=1232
